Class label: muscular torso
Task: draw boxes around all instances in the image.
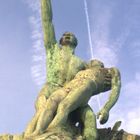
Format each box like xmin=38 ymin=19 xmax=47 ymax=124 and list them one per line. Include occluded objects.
xmin=46 ymin=44 xmax=86 ymax=87
xmin=68 ymin=67 xmax=111 ymax=95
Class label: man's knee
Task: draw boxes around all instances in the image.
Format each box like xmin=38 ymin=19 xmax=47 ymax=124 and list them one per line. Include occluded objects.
xmin=78 ymin=106 xmax=98 ymax=139
xmin=35 ymin=94 xmax=47 ymax=110
xmin=79 ymin=106 xmax=96 ymax=122
xmin=83 ymin=131 xmax=98 ymax=140
xmin=57 ymin=100 xmax=70 ymax=115
xmin=86 ymin=109 xmax=96 ymax=120
xmin=83 ymin=128 xmax=98 ymax=140
xmin=38 ymin=84 xmax=50 ymax=98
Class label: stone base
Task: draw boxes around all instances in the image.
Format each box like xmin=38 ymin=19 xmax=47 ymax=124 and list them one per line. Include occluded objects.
xmin=0 ymin=129 xmax=139 ymax=140
xmin=0 ymin=122 xmax=140 ymax=140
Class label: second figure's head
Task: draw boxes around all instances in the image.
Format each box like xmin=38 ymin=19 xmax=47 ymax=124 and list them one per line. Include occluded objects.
xmin=89 ymin=59 xmax=104 ymax=68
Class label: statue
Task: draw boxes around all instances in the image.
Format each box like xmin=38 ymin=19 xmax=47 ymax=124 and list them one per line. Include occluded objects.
xmin=24 ymin=0 xmax=121 ymax=140
xmin=26 ymin=60 xmax=121 ymax=140
xmin=0 ymin=0 xmax=140 ymax=140
xmin=24 ymin=0 xmax=95 ymax=138
xmin=46 ymin=60 xmax=121 ymax=129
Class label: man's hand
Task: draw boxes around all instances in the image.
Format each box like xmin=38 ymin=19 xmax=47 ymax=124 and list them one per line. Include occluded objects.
xmin=97 ymin=108 xmax=109 ymax=124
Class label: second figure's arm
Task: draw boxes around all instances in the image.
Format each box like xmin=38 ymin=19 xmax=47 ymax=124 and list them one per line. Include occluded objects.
xmin=41 ymin=0 xmax=56 ymax=50
xmin=97 ymin=68 xmax=121 ymax=124
xmin=104 ymin=68 xmax=121 ymax=111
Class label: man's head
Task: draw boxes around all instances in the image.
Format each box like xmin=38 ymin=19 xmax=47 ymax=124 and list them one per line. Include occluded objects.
xmin=89 ymin=59 xmax=104 ymax=68
xmin=59 ymin=32 xmax=78 ymax=49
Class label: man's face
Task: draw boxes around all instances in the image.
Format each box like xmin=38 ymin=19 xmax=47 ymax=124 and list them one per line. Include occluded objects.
xmin=59 ymin=32 xmax=78 ymax=48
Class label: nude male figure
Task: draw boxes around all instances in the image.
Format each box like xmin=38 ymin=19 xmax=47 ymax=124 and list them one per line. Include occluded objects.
xmin=32 ymin=60 xmax=121 ymax=140
xmin=24 ymin=0 xmax=96 ymax=138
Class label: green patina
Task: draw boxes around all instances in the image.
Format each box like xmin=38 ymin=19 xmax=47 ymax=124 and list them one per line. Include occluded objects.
xmin=24 ymin=1 xmax=121 ymax=140
xmin=1 ymin=0 xmax=140 ymax=140
xmin=46 ymin=43 xmax=86 ymax=87
xmin=41 ymin=0 xmax=86 ymax=96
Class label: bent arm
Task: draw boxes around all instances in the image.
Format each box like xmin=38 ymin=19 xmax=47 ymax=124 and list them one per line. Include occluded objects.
xmin=41 ymin=0 xmax=56 ymax=50
xmin=103 ymin=68 xmax=121 ymax=112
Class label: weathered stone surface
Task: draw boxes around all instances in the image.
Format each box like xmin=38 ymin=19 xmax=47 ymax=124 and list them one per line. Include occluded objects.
xmin=0 ymin=134 xmax=23 ymax=140
xmin=98 ymin=128 xmax=140 ymax=140
xmin=0 ymin=126 xmax=139 ymax=140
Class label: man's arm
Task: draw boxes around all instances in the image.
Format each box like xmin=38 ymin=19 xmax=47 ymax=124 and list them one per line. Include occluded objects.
xmin=97 ymin=68 xmax=121 ymax=124
xmin=104 ymin=68 xmax=121 ymax=111
xmin=41 ymin=0 xmax=56 ymax=50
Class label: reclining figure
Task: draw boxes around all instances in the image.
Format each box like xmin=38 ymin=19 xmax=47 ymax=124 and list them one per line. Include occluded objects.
xmin=29 ymin=60 xmax=121 ymax=140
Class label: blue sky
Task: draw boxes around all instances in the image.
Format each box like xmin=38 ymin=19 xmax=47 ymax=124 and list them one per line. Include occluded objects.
xmin=0 ymin=0 xmax=140 ymax=135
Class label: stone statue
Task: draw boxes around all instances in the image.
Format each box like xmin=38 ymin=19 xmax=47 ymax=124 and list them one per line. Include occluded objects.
xmin=46 ymin=59 xmax=121 ymax=129
xmin=0 ymin=1 xmax=140 ymax=140
xmin=24 ymin=0 xmax=95 ymax=138
xmin=26 ymin=60 xmax=121 ymax=140
xmin=24 ymin=0 xmax=121 ymax=140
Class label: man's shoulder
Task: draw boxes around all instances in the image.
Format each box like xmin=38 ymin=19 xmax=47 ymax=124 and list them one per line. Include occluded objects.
xmin=71 ymin=55 xmax=87 ymax=68
xmin=72 ymin=55 xmax=84 ymax=63
xmin=47 ymin=43 xmax=60 ymax=53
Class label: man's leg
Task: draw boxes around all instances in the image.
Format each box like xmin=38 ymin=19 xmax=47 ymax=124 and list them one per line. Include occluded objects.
xmin=24 ymin=84 xmax=52 ymax=137
xmin=48 ymin=80 xmax=95 ymax=129
xmin=78 ymin=105 xmax=98 ymax=140
xmin=32 ymin=88 xmax=68 ymax=135
xmin=24 ymin=96 xmax=47 ymax=137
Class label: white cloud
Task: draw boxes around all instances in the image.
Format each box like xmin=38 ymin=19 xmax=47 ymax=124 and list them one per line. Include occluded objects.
xmin=124 ymin=109 xmax=140 ymax=135
xmin=90 ymin=1 xmax=130 ymax=67
xmin=120 ymin=72 xmax=140 ymax=134
xmin=89 ymin=3 xmax=114 ymax=66
xmin=122 ymin=72 xmax=140 ymax=102
xmin=26 ymin=0 xmax=46 ymax=89
xmin=129 ymin=41 xmax=140 ymax=58
xmin=25 ymin=0 xmax=40 ymax=12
